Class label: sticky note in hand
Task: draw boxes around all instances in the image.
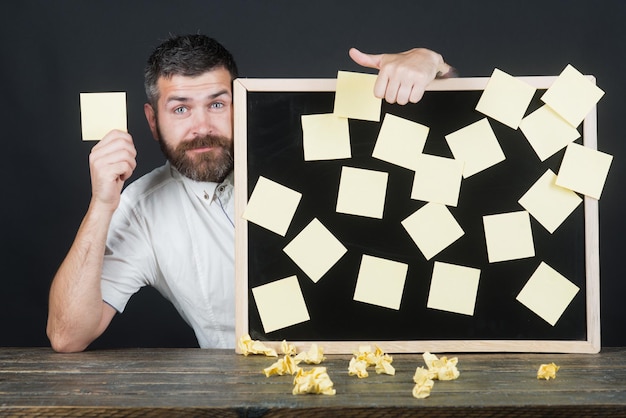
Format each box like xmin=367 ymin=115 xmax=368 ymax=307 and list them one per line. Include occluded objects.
xmin=80 ymin=92 xmax=127 ymax=140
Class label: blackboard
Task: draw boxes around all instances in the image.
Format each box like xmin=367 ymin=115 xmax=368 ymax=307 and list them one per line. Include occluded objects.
xmin=233 ymin=77 xmax=600 ymax=354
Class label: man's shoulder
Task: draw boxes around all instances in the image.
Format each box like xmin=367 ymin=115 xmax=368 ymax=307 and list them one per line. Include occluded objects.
xmin=120 ymin=162 xmax=181 ymax=207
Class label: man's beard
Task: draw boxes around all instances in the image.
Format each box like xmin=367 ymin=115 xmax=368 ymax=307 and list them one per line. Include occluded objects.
xmin=156 ymin=125 xmax=234 ymax=183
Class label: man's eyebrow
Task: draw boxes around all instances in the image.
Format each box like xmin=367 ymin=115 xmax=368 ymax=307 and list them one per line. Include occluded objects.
xmin=166 ymin=96 xmax=190 ymax=104
xmin=207 ymin=89 xmax=231 ymax=100
xmin=165 ymin=90 xmax=231 ymax=104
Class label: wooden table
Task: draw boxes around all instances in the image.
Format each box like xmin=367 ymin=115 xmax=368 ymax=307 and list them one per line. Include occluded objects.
xmin=1 ymin=347 xmax=625 ymax=417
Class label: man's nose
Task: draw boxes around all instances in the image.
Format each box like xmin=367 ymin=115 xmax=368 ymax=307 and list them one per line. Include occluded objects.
xmin=191 ymin=110 xmax=213 ymax=137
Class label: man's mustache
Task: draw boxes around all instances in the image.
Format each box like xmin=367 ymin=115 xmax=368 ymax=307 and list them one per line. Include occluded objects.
xmin=177 ymin=135 xmax=231 ymax=152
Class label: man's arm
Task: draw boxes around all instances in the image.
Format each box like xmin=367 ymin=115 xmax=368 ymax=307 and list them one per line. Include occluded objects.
xmin=47 ymin=130 xmax=137 ymax=352
xmin=349 ymin=47 xmax=456 ymax=105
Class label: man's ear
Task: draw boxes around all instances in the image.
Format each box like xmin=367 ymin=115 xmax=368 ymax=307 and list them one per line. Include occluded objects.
xmin=144 ymin=103 xmax=158 ymax=140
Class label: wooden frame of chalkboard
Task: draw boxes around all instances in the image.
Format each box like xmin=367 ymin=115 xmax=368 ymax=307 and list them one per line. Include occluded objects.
xmin=233 ymin=76 xmax=600 ymax=354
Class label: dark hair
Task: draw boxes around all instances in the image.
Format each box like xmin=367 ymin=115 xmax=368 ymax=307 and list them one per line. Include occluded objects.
xmin=144 ymin=34 xmax=239 ymax=108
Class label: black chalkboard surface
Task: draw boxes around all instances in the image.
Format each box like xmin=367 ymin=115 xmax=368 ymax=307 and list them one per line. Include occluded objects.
xmin=233 ymin=77 xmax=600 ymax=354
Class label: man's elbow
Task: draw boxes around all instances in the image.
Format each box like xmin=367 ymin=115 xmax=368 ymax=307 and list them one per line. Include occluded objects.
xmin=47 ymin=325 xmax=90 ymax=353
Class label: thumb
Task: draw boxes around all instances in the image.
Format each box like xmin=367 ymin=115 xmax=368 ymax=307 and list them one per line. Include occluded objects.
xmin=349 ymin=47 xmax=382 ymax=70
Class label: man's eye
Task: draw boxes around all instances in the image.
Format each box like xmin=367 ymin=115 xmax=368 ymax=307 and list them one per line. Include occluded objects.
xmin=174 ymin=107 xmax=187 ymax=114
xmin=211 ymin=102 xmax=224 ymax=109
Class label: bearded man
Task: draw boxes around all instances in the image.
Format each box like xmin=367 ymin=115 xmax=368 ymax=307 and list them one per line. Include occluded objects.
xmin=47 ymin=34 xmax=453 ymax=352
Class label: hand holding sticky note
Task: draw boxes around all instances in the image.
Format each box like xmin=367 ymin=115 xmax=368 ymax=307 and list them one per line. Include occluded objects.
xmin=80 ymin=92 xmax=127 ymax=140
xmin=333 ymin=71 xmax=381 ymax=122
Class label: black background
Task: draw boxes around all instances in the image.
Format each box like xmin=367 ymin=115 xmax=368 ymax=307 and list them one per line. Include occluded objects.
xmin=1 ymin=1 xmax=623 ymax=349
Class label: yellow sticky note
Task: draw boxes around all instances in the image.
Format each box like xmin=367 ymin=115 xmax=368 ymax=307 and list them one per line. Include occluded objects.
xmin=242 ymin=176 xmax=302 ymax=236
xmin=79 ymin=92 xmax=127 ymax=140
xmin=411 ymin=154 xmax=464 ymax=207
xmin=336 ymin=166 xmax=388 ymax=219
xmin=282 ymin=340 xmax=298 ymax=356
xmin=283 ymin=218 xmax=347 ymax=283
xmin=422 ymin=352 xmax=460 ymax=381
xmin=294 ymin=343 xmax=326 ymax=364
xmin=264 ymin=355 xmax=301 ymax=377
xmin=372 ymin=114 xmax=429 ymax=170
xmin=541 ymin=64 xmax=605 ymax=127
xmin=537 ymin=363 xmax=560 ymax=380
xmin=519 ymin=169 xmax=583 ymax=234
xmin=349 ymin=346 xmax=394 ymax=377
xmin=292 ymin=367 xmax=336 ymax=395
xmin=445 ymin=118 xmax=505 ymax=178
xmin=348 ymin=357 xmax=369 ymax=378
xmin=252 ymin=276 xmax=310 ymax=333
xmin=475 ymin=68 xmax=536 ymax=129
xmin=412 ymin=367 xmax=434 ymax=398
xmin=427 ymin=261 xmax=481 ymax=316
xmin=238 ymin=334 xmax=278 ymax=357
xmin=519 ymin=105 xmax=581 ymax=162
xmin=516 ymin=262 xmax=580 ymax=326
xmin=333 ymin=71 xmax=381 ymax=122
xmin=556 ymin=143 xmax=613 ymax=200
xmin=401 ymin=202 xmax=465 ymax=260
xmin=353 ymin=255 xmax=408 ymax=310
xmin=301 ymin=114 xmax=351 ymax=161
xmin=483 ymin=211 xmax=535 ymax=263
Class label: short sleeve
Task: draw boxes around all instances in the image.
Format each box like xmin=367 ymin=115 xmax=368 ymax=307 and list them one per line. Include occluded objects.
xmin=100 ymin=197 xmax=158 ymax=313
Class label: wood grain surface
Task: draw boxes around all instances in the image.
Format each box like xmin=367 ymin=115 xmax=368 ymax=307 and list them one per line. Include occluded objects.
xmin=1 ymin=347 xmax=625 ymax=417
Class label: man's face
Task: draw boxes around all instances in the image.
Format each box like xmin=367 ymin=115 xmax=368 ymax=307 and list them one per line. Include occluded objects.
xmin=145 ymin=68 xmax=234 ymax=183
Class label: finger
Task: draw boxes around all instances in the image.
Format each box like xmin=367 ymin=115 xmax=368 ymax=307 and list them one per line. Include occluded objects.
xmin=384 ymin=79 xmax=401 ymax=104
xmin=114 ymin=160 xmax=136 ymax=182
xmin=90 ymin=147 xmax=136 ymax=173
xmin=408 ymin=85 xmax=426 ymax=104
xmin=349 ymin=47 xmax=382 ymax=70
xmin=92 ymin=137 xmax=134 ymax=157
xmin=395 ymin=84 xmax=413 ymax=106
xmin=91 ymin=132 xmax=136 ymax=159
xmin=98 ymin=129 xmax=131 ymax=144
xmin=372 ymin=72 xmax=389 ymax=100
xmin=91 ymin=150 xmax=136 ymax=179
xmin=437 ymin=63 xmax=458 ymax=79
xmin=92 ymin=131 xmax=133 ymax=156
xmin=90 ymin=161 xmax=134 ymax=206
xmin=90 ymin=140 xmax=137 ymax=180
